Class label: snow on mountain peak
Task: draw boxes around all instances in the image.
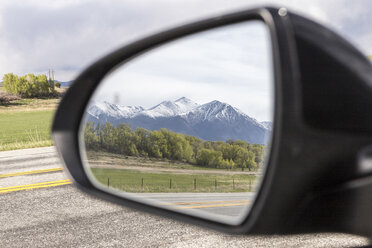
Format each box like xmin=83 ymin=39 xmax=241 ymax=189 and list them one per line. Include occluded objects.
xmin=184 ymin=100 xmax=262 ymax=128
xmin=138 ymin=97 xmax=199 ymax=118
xmin=260 ymin=121 xmax=272 ymax=130
xmin=175 ymin=97 xmax=195 ymax=104
xmin=85 ymin=98 xmax=268 ymax=144
xmin=87 ymin=101 xmax=143 ymax=119
xmin=186 ymin=100 xmax=238 ymax=123
xmin=174 ymin=97 xmax=199 ymax=113
xmin=87 ymin=98 xmax=263 ymax=129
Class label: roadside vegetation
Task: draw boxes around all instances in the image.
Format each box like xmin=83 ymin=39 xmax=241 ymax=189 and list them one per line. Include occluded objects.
xmin=86 ymin=150 xmax=260 ymax=172
xmin=84 ymin=123 xmax=266 ymax=193
xmin=0 ymin=73 xmax=66 ymax=151
xmin=2 ymin=73 xmax=57 ymax=98
xmin=84 ymin=122 xmax=264 ymax=171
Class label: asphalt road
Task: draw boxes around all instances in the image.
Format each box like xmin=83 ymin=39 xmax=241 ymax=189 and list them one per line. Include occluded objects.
xmin=0 ymin=147 xmax=370 ymax=247
xmin=135 ymin=192 xmax=254 ymax=222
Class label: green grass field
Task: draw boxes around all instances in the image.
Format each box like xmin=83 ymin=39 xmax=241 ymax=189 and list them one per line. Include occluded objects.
xmin=0 ymin=110 xmax=54 ymax=151
xmin=0 ymin=85 xmax=59 ymax=151
xmin=91 ymin=168 xmax=257 ymax=193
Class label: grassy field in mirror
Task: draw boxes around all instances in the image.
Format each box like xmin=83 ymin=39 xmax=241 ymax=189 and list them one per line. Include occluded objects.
xmin=84 ymin=122 xmax=265 ymax=193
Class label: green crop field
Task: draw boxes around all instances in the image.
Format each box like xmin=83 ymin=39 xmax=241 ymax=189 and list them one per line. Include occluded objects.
xmin=91 ymin=168 xmax=257 ymax=193
xmin=0 ymin=110 xmax=54 ymax=151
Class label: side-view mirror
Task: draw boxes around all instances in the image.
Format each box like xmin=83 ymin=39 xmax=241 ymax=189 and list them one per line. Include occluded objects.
xmin=52 ymin=6 xmax=372 ymax=237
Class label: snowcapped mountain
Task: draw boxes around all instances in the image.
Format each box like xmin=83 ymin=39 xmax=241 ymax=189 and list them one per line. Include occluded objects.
xmin=182 ymin=100 xmax=267 ymax=143
xmin=86 ymin=101 xmax=143 ymax=123
xmin=260 ymin=121 xmax=272 ymax=130
xmin=85 ymin=97 xmax=270 ymax=144
xmin=138 ymin=97 xmax=198 ymax=118
xmin=186 ymin=100 xmax=260 ymax=125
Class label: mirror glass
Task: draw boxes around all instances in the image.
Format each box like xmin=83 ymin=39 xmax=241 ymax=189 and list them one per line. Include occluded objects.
xmin=80 ymin=20 xmax=273 ymax=225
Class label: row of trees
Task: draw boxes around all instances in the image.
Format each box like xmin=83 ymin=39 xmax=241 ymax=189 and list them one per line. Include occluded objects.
xmin=2 ymin=73 xmax=57 ymax=97
xmin=84 ymin=122 xmax=265 ymax=171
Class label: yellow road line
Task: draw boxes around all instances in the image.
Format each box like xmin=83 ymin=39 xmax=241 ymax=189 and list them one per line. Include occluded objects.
xmin=161 ymin=200 xmax=250 ymax=206
xmin=0 ymin=179 xmax=71 ymax=194
xmin=173 ymin=202 xmax=249 ymax=209
xmin=0 ymin=180 xmax=70 ymax=190
xmin=0 ymin=167 xmax=63 ymax=178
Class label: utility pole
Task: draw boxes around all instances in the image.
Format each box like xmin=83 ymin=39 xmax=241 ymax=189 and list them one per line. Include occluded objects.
xmin=48 ymin=69 xmax=55 ymax=81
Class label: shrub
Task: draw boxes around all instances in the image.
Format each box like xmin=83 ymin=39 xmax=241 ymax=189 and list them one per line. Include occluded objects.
xmin=83 ymin=122 xmax=264 ymax=171
xmin=2 ymin=73 xmax=57 ymax=98
xmin=0 ymin=91 xmax=20 ymax=104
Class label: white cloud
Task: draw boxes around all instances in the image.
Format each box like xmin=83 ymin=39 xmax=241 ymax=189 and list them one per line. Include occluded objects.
xmin=0 ymin=0 xmax=370 ymax=81
xmin=92 ymin=21 xmax=273 ymax=121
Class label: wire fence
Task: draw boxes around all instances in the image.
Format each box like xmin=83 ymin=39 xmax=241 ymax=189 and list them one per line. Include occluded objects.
xmin=103 ymin=176 xmax=257 ymax=193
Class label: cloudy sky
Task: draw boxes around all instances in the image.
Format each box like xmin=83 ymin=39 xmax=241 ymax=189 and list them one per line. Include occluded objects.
xmin=0 ymin=0 xmax=371 ymax=81
xmin=0 ymin=0 xmax=371 ymax=120
xmin=92 ymin=21 xmax=273 ymax=121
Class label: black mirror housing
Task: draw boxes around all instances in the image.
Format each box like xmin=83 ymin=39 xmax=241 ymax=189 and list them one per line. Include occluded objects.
xmin=52 ymin=6 xmax=372 ymax=237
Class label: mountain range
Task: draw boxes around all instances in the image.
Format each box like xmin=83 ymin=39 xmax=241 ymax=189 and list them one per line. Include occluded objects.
xmin=85 ymin=97 xmax=271 ymax=145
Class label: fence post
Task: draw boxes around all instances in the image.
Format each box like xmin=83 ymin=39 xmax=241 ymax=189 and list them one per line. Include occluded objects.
xmin=215 ymin=178 xmax=217 ymax=190
xmin=107 ymin=177 xmax=110 ymax=188
xmin=141 ymin=178 xmax=144 ymax=191
xmin=233 ymin=178 xmax=235 ymax=190
xmin=170 ymin=178 xmax=172 ymax=189
xmin=249 ymin=179 xmax=251 ymax=192
xmin=194 ymin=178 xmax=196 ymax=190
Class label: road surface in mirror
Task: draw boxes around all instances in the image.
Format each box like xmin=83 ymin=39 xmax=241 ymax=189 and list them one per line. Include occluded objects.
xmin=80 ymin=20 xmax=273 ymax=225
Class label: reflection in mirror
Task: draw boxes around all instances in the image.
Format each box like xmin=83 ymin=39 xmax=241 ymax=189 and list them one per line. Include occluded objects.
xmin=80 ymin=20 xmax=273 ymax=225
